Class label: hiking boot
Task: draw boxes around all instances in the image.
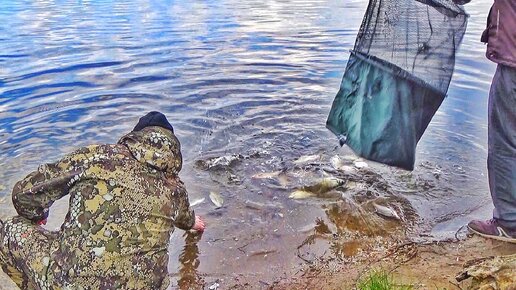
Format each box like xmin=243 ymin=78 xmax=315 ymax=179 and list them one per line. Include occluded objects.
xmin=468 ymin=218 xmax=516 ymax=243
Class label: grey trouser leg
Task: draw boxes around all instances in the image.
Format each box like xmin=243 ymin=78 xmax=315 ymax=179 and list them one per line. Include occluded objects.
xmin=489 ymin=64 xmax=516 ymax=231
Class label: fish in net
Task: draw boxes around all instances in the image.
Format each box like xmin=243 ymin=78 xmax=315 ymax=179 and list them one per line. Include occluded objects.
xmin=326 ymin=0 xmax=468 ymax=170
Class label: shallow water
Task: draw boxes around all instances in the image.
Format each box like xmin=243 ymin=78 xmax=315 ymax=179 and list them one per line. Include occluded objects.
xmin=0 ymin=0 xmax=496 ymax=288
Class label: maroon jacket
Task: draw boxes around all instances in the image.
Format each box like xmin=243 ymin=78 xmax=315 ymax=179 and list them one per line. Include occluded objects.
xmin=482 ymin=0 xmax=516 ymax=68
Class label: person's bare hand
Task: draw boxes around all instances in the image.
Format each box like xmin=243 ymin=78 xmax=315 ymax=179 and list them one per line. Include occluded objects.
xmin=192 ymin=215 xmax=205 ymax=232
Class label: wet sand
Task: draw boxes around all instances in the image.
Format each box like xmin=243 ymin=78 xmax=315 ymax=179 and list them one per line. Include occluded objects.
xmin=254 ymin=236 xmax=516 ymax=290
xmin=3 ymin=235 xmax=514 ymax=290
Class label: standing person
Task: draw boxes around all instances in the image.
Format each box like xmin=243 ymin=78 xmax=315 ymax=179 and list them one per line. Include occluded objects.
xmin=460 ymin=0 xmax=516 ymax=243
xmin=0 ymin=111 xmax=206 ymax=289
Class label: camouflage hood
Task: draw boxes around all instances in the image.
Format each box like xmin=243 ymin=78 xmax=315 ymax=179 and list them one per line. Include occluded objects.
xmin=118 ymin=126 xmax=182 ymax=175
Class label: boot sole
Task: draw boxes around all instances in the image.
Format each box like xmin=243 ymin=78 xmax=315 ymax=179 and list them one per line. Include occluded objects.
xmin=468 ymin=226 xmax=516 ymax=244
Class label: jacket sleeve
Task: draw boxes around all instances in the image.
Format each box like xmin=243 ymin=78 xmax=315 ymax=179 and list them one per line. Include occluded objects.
xmin=12 ymin=149 xmax=87 ymax=222
xmin=172 ymin=183 xmax=196 ymax=231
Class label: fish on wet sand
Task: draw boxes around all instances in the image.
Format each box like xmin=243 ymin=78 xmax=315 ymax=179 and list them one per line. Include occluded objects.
xmin=289 ymin=189 xmax=315 ymax=199
xmin=196 ymin=154 xmax=243 ymax=170
xmin=330 ymin=155 xmax=345 ymax=169
xmin=209 ymin=191 xmax=224 ymax=208
xmin=252 ymin=170 xmax=289 ymax=188
xmin=244 ymin=199 xmax=273 ymax=210
xmin=372 ymin=203 xmax=401 ymax=220
xmin=190 ymin=197 xmax=205 ymax=207
xmin=330 ymin=155 xmax=356 ymax=172
xmin=304 ymin=177 xmax=345 ymax=194
xmin=330 ymin=154 xmax=369 ymax=171
xmin=289 ymin=177 xmax=345 ymax=199
xmin=293 ymin=154 xmax=321 ymax=165
xmin=353 ymin=160 xmax=368 ymax=169
xmin=251 ymin=171 xmax=282 ymax=179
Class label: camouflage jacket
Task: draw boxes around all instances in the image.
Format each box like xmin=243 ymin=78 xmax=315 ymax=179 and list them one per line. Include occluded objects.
xmin=11 ymin=126 xmax=195 ymax=289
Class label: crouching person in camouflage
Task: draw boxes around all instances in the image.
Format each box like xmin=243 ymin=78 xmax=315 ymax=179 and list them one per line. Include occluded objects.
xmin=0 ymin=111 xmax=205 ymax=289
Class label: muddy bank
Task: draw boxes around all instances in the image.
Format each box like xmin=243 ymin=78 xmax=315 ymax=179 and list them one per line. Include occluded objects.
xmin=269 ymin=235 xmax=516 ymax=290
xmin=1 ymin=235 xmax=514 ymax=290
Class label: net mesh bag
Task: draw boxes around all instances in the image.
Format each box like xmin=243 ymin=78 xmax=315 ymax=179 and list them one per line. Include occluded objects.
xmin=326 ymin=0 xmax=468 ymax=170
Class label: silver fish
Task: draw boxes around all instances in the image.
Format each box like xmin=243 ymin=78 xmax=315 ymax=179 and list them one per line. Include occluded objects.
xmin=289 ymin=190 xmax=314 ymax=199
xmin=330 ymin=155 xmax=356 ymax=172
xmin=373 ymin=203 xmax=401 ymax=220
xmin=196 ymin=154 xmax=242 ymax=170
xmin=305 ymin=177 xmax=345 ymax=194
xmin=289 ymin=177 xmax=345 ymax=199
xmin=277 ymin=174 xmax=289 ymax=188
xmin=210 ymin=155 xmax=239 ymax=167
xmin=252 ymin=171 xmax=282 ymax=179
xmin=209 ymin=191 xmax=224 ymax=208
xmin=345 ymin=181 xmax=360 ymax=190
xmin=245 ymin=199 xmax=266 ymax=210
xmin=330 ymin=155 xmax=345 ymax=169
xmin=353 ymin=160 xmax=368 ymax=168
xmin=342 ymin=155 xmax=358 ymax=161
xmin=190 ymin=197 xmax=205 ymax=207
xmin=293 ymin=154 xmax=320 ymax=165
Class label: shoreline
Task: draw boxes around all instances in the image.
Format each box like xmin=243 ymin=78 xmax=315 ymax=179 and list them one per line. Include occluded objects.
xmin=268 ymin=235 xmax=516 ymax=290
xmin=1 ymin=231 xmax=515 ymax=289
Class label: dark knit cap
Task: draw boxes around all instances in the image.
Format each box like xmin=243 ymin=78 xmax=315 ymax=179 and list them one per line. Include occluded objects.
xmin=133 ymin=111 xmax=174 ymax=133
